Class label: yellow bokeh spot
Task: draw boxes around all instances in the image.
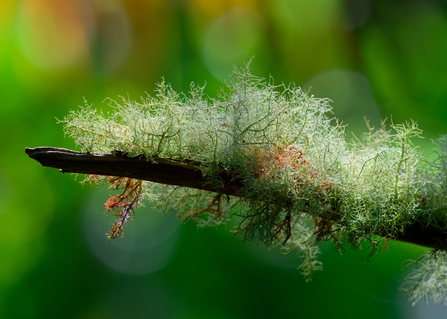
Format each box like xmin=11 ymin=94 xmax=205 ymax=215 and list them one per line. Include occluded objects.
xmin=15 ymin=0 xmax=92 ymax=71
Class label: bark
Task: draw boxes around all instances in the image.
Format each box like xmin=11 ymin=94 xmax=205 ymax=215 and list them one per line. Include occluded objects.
xmin=25 ymin=147 xmax=447 ymax=249
xmin=25 ymin=147 xmax=243 ymax=196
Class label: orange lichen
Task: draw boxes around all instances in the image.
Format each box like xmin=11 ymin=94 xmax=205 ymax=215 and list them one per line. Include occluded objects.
xmin=102 ymin=177 xmax=143 ymax=239
xmin=253 ymin=146 xmax=317 ymax=182
xmin=248 ymin=145 xmax=336 ymax=245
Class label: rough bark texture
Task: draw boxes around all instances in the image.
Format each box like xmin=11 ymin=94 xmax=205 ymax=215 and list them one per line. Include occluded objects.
xmin=25 ymin=147 xmax=243 ymax=196
xmin=25 ymin=146 xmax=447 ymax=249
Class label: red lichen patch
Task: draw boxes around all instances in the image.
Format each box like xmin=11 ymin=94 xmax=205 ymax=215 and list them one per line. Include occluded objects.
xmin=102 ymin=177 xmax=143 ymax=239
xmin=254 ymin=146 xmax=317 ymax=182
xmin=249 ymin=146 xmax=337 ymax=245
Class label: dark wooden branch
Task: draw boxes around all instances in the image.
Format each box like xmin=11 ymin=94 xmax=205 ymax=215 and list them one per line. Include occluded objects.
xmin=25 ymin=147 xmax=447 ymax=250
xmin=25 ymin=147 xmax=243 ymax=196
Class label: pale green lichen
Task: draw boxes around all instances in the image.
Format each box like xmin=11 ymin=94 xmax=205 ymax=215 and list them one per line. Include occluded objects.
xmin=403 ymin=250 xmax=447 ymax=305
xmin=63 ymin=61 xmax=447 ymax=303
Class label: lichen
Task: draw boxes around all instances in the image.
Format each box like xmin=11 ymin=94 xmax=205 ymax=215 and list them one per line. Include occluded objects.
xmin=62 ymin=61 xmax=447 ymax=302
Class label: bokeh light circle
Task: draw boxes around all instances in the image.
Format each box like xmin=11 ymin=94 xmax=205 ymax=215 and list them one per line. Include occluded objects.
xmin=201 ymin=7 xmax=265 ymax=82
xmin=15 ymin=0 xmax=132 ymax=75
xmin=83 ymin=188 xmax=181 ymax=275
xmin=304 ymin=69 xmax=381 ymax=134
xmin=16 ymin=0 xmax=93 ymax=71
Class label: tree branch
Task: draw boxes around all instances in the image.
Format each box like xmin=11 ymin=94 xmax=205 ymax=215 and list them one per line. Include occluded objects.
xmin=25 ymin=147 xmax=243 ymax=196
xmin=25 ymin=147 xmax=447 ymax=249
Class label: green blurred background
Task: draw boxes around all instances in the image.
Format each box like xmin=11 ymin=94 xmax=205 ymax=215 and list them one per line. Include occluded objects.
xmin=2 ymin=0 xmax=447 ymax=318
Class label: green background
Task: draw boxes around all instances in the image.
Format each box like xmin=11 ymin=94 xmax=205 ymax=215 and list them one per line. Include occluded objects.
xmin=1 ymin=0 xmax=447 ymax=318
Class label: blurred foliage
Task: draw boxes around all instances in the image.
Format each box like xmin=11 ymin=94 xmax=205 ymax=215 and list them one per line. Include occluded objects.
xmin=2 ymin=0 xmax=447 ymax=318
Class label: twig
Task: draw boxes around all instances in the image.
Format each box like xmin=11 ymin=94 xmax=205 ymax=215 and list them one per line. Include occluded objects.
xmin=25 ymin=147 xmax=243 ymax=196
xmin=25 ymin=147 xmax=447 ymax=249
